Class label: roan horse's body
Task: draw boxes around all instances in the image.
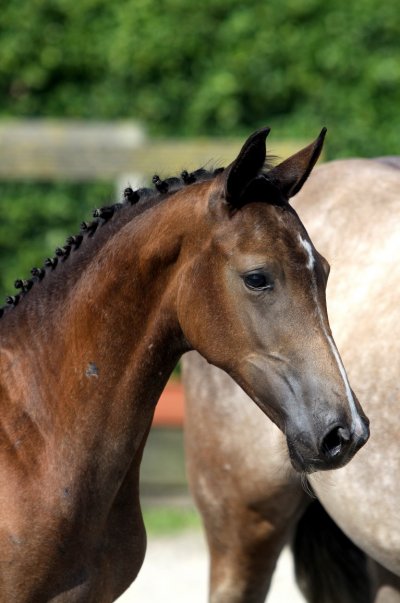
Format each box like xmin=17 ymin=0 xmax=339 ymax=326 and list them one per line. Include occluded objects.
xmin=183 ymin=157 xmax=400 ymax=603
xmin=0 ymin=130 xmax=368 ymax=602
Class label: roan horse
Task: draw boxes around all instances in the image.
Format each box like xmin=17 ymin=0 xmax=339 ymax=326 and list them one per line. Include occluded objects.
xmin=0 ymin=129 xmax=369 ymax=602
xmin=183 ymin=157 xmax=400 ymax=603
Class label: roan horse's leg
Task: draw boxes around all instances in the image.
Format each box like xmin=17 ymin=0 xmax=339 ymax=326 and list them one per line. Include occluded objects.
xmin=369 ymin=562 xmax=400 ymax=603
xmin=197 ymin=478 xmax=307 ymax=603
xmin=183 ymin=352 xmax=308 ymax=603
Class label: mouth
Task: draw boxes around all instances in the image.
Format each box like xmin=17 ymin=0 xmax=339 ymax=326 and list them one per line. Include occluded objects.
xmin=287 ymin=445 xmax=319 ymax=474
xmin=288 ymin=444 xmax=368 ymax=475
xmin=287 ymin=441 xmax=357 ymax=474
xmin=287 ymin=415 xmax=370 ymax=474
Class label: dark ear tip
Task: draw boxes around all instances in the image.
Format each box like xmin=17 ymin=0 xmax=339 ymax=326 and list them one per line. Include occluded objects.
xmin=241 ymin=126 xmax=271 ymax=149
xmin=254 ymin=126 xmax=271 ymax=140
xmin=313 ymin=127 xmax=327 ymax=153
xmin=319 ymin=127 xmax=327 ymax=140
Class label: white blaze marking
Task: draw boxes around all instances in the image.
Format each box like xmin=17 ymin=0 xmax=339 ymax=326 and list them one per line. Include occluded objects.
xmin=301 ymin=237 xmax=315 ymax=270
xmin=299 ymin=236 xmax=361 ymax=428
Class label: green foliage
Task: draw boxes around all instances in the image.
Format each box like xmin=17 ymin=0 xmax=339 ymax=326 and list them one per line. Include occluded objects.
xmin=0 ymin=181 xmax=113 ymax=299
xmin=0 ymin=0 xmax=399 ymax=299
xmin=142 ymin=505 xmax=201 ymax=536
xmin=0 ymin=0 xmax=399 ymax=156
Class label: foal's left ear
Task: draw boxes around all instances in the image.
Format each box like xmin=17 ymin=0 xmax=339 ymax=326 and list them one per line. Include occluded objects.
xmin=223 ymin=127 xmax=271 ymax=205
xmin=266 ymin=128 xmax=327 ymax=199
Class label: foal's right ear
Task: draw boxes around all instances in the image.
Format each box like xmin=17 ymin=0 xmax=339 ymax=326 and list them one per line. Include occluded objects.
xmin=266 ymin=128 xmax=327 ymax=199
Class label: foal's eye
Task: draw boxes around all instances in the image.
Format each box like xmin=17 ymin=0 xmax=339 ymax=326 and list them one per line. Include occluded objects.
xmin=243 ymin=272 xmax=274 ymax=291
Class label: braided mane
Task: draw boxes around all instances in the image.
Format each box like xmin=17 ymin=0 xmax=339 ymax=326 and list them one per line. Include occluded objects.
xmin=0 ymin=167 xmax=224 ymax=321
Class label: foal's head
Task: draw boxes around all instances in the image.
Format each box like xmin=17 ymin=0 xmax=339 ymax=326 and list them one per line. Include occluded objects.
xmin=177 ymin=128 xmax=369 ymax=472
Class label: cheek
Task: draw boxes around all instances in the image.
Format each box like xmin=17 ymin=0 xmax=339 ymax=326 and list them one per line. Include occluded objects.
xmin=177 ymin=267 xmax=245 ymax=365
xmin=176 ymin=264 xmax=217 ymax=341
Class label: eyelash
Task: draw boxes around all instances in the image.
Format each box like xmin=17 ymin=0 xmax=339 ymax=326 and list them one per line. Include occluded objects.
xmin=243 ymin=273 xmax=274 ymax=291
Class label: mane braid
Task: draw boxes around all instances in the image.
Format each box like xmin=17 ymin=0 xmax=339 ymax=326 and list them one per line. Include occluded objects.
xmin=0 ymin=165 xmax=224 ymax=322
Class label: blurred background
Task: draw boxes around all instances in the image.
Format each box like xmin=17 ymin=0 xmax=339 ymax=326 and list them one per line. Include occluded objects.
xmin=1 ymin=0 xmax=400 ymax=298
xmin=0 ymin=1 xmax=399 ymax=600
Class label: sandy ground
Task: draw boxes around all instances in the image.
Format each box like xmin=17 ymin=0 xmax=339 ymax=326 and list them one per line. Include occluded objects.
xmin=117 ymin=529 xmax=306 ymax=602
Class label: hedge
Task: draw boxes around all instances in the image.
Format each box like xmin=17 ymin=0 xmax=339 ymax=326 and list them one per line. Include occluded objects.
xmin=1 ymin=0 xmax=399 ymax=155
xmin=0 ymin=0 xmax=399 ymax=297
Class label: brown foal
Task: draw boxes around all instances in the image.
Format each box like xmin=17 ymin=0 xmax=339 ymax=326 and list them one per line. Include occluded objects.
xmin=0 ymin=129 xmax=368 ymax=602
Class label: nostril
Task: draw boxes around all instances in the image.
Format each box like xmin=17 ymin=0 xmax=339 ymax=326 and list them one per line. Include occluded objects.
xmin=337 ymin=427 xmax=351 ymax=442
xmin=322 ymin=426 xmax=348 ymax=459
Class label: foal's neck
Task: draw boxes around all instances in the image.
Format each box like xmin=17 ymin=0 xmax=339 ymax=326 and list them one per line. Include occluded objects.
xmin=2 ymin=191 xmax=198 ymax=455
xmin=68 ymin=197 xmax=189 ymax=421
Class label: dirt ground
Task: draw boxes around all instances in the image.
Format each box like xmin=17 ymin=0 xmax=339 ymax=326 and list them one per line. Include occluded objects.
xmin=117 ymin=529 xmax=306 ymax=602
